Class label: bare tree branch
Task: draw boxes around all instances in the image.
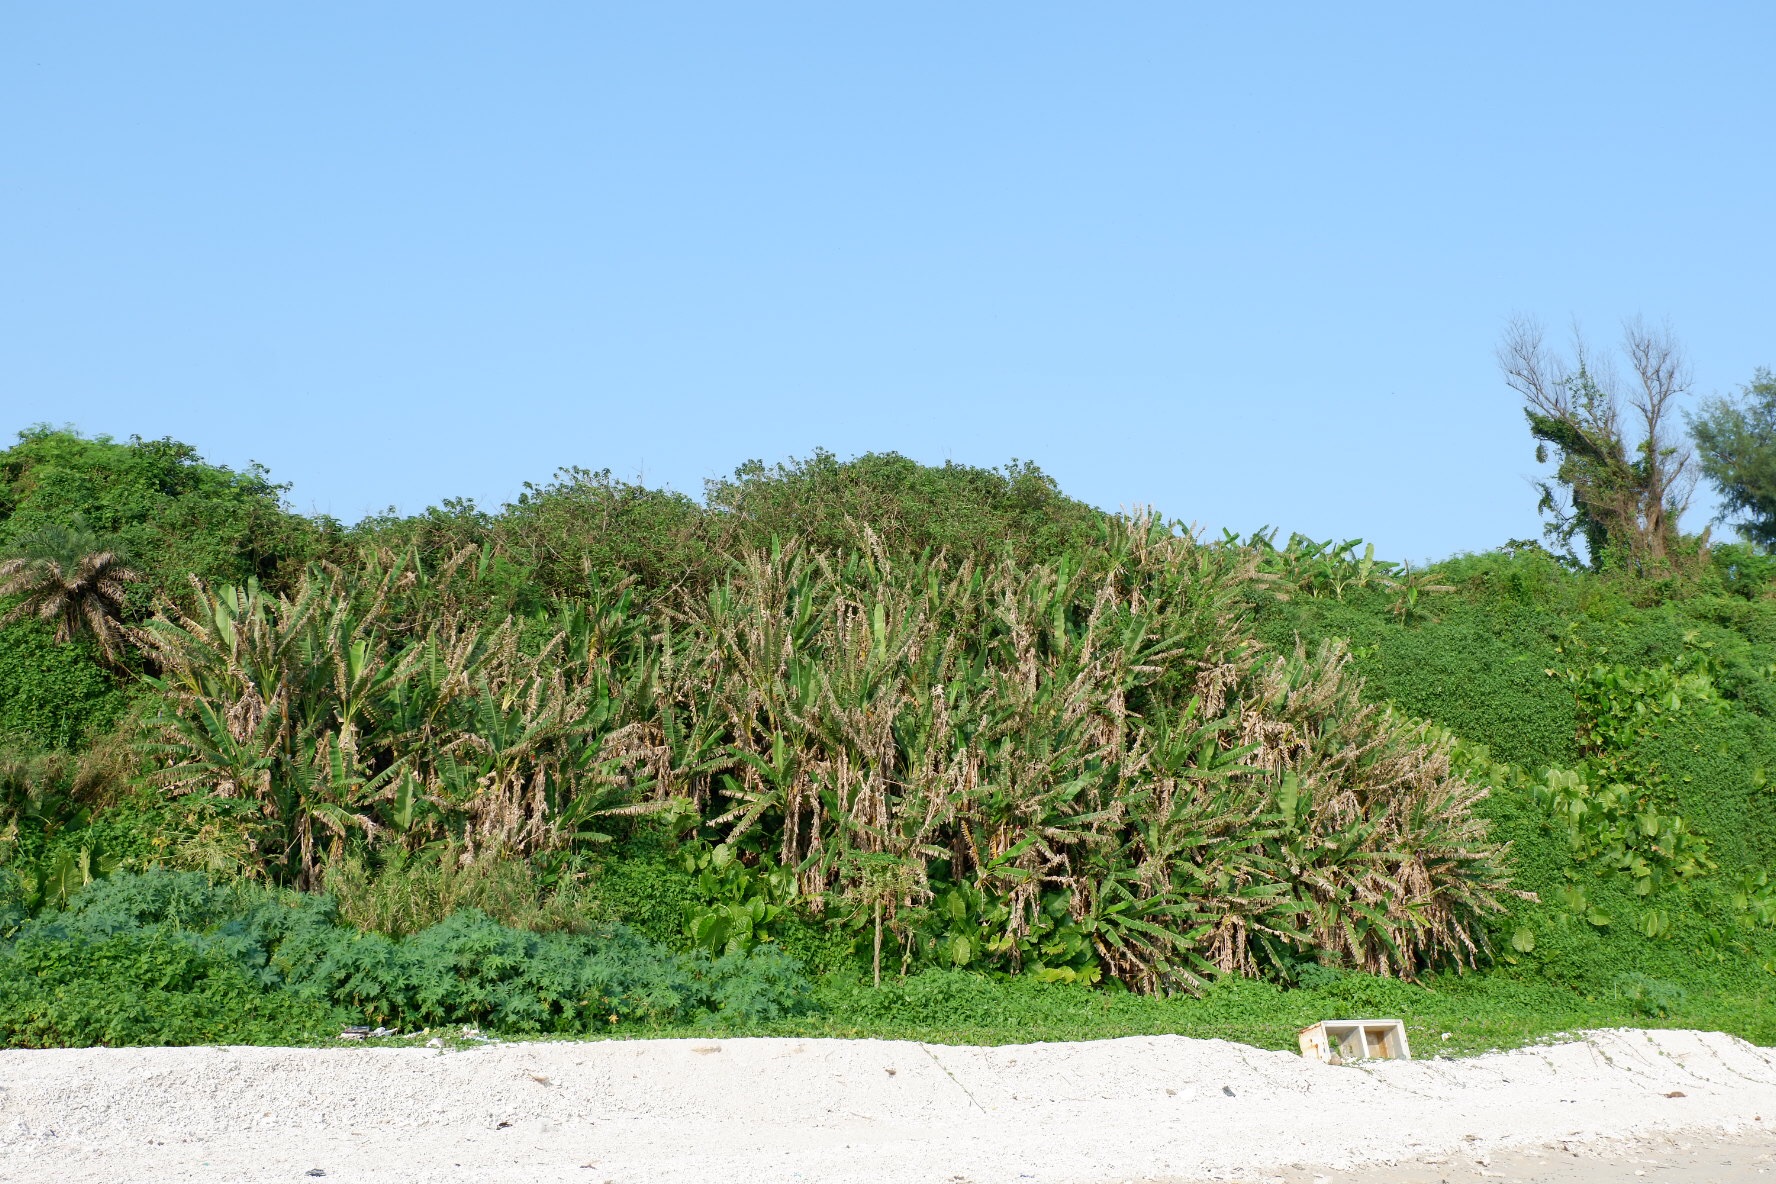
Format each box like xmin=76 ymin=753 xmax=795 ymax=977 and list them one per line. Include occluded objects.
xmin=1497 ymin=316 xmax=1561 ymax=417
xmin=1500 ymin=315 xmax=1698 ymax=569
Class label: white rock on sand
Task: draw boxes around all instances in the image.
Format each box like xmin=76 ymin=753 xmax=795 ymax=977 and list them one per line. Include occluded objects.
xmin=1 ymin=1028 xmax=1773 ymax=1183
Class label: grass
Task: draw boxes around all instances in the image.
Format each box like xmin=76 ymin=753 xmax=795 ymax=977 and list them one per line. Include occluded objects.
xmin=710 ymin=978 xmax=1774 ymax=1057
xmin=298 ymin=967 xmax=1776 ymax=1060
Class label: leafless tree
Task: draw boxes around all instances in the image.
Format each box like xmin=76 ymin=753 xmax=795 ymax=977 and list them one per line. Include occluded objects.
xmin=1498 ymin=316 xmax=1696 ymax=568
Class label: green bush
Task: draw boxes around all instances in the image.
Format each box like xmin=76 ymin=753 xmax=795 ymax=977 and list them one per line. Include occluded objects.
xmin=703 ymin=450 xmax=1104 ymax=566
xmin=0 ymin=924 xmax=333 ymax=1047
xmin=0 ymin=427 xmax=326 ymax=608
xmin=301 ymin=910 xmax=817 ymax=1031
xmin=572 ymin=853 xmax=702 ymax=948
xmin=0 ymin=622 xmax=121 ymax=749
xmin=0 ymin=871 xmax=816 ymax=1047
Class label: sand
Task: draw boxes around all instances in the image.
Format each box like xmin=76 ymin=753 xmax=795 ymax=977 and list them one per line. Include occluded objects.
xmin=2 ymin=1028 xmax=1773 ymax=1183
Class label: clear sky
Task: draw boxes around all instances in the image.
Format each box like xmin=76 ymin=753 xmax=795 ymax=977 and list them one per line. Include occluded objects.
xmin=4 ymin=3 xmax=1771 ymax=563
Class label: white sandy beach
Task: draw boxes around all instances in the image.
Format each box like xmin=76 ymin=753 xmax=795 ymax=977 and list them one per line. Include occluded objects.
xmin=2 ymin=1029 xmax=1773 ymax=1183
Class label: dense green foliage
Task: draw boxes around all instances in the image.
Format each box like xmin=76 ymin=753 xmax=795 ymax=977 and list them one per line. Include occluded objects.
xmin=0 ymin=427 xmax=327 ymax=607
xmin=1691 ymin=369 xmax=1776 ymax=549
xmin=3 ymin=425 xmax=1776 ymax=1052
xmin=0 ymin=621 xmax=122 ymax=748
xmin=349 ymin=447 xmax=1103 ymax=605
xmin=0 ymin=870 xmax=812 ymax=1046
xmin=129 ymin=520 xmax=1508 ymax=992
xmin=1250 ymin=539 xmax=1776 ymax=1008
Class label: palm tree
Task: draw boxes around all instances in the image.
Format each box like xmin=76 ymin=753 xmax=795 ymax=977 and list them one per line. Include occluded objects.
xmin=0 ymin=521 xmax=141 ymax=664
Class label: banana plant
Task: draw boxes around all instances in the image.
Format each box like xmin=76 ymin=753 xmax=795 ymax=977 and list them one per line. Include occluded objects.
xmin=131 ymin=522 xmax=1512 ymax=994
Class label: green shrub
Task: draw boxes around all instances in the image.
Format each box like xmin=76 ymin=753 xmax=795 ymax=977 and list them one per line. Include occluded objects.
xmin=0 ymin=925 xmax=334 ymax=1047
xmin=568 ymin=854 xmax=701 ymax=947
xmin=0 ymin=867 xmax=27 ymax=938
xmin=0 ymin=623 xmax=121 ymax=749
xmin=703 ymin=450 xmax=1105 ymax=567
xmin=1615 ymin=972 xmax=1689 ymax=1019
xmin=0 ymin=871 xmax=816 ymax=1046
xmin=0 ymin=426 xmax=325 ymax=607
xmin=288 ymin=908 xmax=819 ymax=1031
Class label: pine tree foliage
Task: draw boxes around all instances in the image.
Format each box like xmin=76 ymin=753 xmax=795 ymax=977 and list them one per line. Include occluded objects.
xmin=1690 ymin=369 xmax=1776 ymax=549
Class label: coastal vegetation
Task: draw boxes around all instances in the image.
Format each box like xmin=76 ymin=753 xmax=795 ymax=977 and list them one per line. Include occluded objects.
xmin=6 ymin=352 xmax=1776 ymax=1052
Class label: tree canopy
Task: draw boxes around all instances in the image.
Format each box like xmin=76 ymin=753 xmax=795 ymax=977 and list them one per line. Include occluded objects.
xmin=0 ymin=427 xmax=325 ymax=608
xmin=1498 ymin=319 xmax=1696 ymax=570
xmin=1690 ymin=369 xmax=1776 ymax=549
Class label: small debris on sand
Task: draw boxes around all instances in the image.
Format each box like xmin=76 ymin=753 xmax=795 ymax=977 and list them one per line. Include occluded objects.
xmin=2 ymin=1028 xmax=1772 ymax=1182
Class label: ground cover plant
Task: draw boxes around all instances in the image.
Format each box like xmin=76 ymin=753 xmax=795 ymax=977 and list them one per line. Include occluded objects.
xmin=0 ymin=869 xmax=813 ymax=1047
xmin=3 ymin=426 xmax=1776 ymax=1052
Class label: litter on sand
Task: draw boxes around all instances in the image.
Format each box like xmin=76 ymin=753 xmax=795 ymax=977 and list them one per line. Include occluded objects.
xmin=1297 ymin=1018 xmax=1412 ymax=1064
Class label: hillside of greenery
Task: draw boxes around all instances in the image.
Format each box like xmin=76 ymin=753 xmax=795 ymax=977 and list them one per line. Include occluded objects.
xmin=4 ymin=425 xmax=1776 ymax=1053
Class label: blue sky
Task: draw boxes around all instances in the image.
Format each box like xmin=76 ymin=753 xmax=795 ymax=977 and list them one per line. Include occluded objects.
xmin=4 ymin=3 xmax=1771 ymax=563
